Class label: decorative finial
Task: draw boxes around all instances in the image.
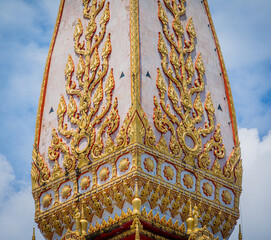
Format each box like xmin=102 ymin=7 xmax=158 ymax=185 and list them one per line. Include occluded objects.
xmin=32 ymin=227 xmax=36 ymax=240
xmin=238 ymin=224 xmax=242 ymax=240
xmin=74 ymin=207 xmax=81 ymax=235
xmin=132 ymin=181 xmax=141 ymax=215
xmin=135 ymin=220 xmax=140 ymax=240
xmin=193 ymin=205 xmax=199 ymax=230
xmin=80 ymin=203 xmax=88 ymax=236
xmin=186 ymin=198 xmax=195 ymax=234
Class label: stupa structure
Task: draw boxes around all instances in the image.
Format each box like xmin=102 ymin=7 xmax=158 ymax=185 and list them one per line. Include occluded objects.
xmin=31 ymin=0 xmax=242 ymax=239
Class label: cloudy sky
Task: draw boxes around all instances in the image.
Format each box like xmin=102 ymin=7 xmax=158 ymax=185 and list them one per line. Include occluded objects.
xmin=0 ymin=0 xmax=270 ymax=239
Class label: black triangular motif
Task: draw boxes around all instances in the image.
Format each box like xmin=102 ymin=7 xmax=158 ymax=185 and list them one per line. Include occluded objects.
xmin=49 ymin=107 xmax=54 ymax=114
xmin=217 ymin=104 xmax=222 ymax=111
xmin=120 ymin=72 xmax=125 ymax=78
xmin=146 ymin=71 xmax=151 ymax=78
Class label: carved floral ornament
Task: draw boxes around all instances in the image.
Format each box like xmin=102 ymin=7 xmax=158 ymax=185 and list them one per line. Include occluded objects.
xmin=183 ymin=174 xmax=194 ymax=189
xmin=153 ymin=0 xmax=227 ymax=171
xmin=80 ymin=176 xmax=91 ymax=190
xmin=119 ymin=158 xmax=130 ymax=172
xmin=61 ymin=185 xmax=72 ymax=199
xmin=99 ymin=167 xmax=110 ymax=182
xmin=221 ymin=190 xmax=232 ymax=205
xmin=42 ymin=193 xmax=53 ymax=208
xmin=143 ymin=157 xmax=155 ymax=172
xmin=46 ymin=0 xmax=120 ymax=176
xmin=163 ymin=165 xmax=174 ymax=181
xmin=202 ymin=182 xmax=213 ymax=197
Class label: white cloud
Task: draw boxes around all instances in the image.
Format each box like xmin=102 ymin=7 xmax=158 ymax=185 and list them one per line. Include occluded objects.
xmin=0 ymin=154 xmax=43 ymax=239
xmin=230 ymin=128 xmax=271 ymax=239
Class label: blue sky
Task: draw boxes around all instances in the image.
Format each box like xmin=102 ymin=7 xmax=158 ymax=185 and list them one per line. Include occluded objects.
xmin=0 ymin=0 xmax=270 ymax=239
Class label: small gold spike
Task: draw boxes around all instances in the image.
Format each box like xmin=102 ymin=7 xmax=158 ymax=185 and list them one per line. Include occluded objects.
xmin=141 ymin=207 xmax=147 ymax=218
xmin=95 ymin=222 xmax=101 ymax=231
xmin=238 ymin=224 xmax=243 ymax=240
xmin=101 ymin=219 xmax=107 ymax=228
xmin=108 ymin=216 xmax=114 ymax=225
xmin=147 ymin=210 xmax=154 ymax=220
xmin=173 ymin=220 xmax=179 ymax=230
xmin=114 ymin=213 xmax=120 ymax=223
xmin=154 ymin=212 xmax=160 ymax=222
xmin=88 ymin=224 xmax=95 ymax=234
xmin=166 ymin=218 xmax=173 ymax=228
xmin=160 ymin=215 xmax=166 ymax=225
xmin=120 ymin=210 xmax=127 ymax=219
xmin=179 ymin=222 xmax=186 ymax=233
xmin=32 ymin=227 xmax=36 ymax=240
xmin=127 ymin=207 xmax=133 ymax=216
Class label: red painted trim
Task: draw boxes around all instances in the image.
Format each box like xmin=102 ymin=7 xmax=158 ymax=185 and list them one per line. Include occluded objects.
xmin=37 ymin=0 xmax=65 ymax=148
xmin=203 ymin=0 xmax=237 ymax=146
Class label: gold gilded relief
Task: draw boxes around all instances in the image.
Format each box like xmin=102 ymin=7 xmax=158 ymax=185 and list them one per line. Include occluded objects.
xmin=153 ymin=0 xmax=226 ymax=172
xmin=202 ymin=182 xmax=213 ymax=197
xmin=119 ymin=158 xmax=130 ymax=172
xmin=42 ymin=193 xmax=53 ymax=208
xmin=61 ymin=185 xmax=72 ymax=199
xmin=143 ymin=157 xmax=155 ymax=172
xmin=183 ymin=174 xmax=194 ymax=189
xmin=80 ymin=176 xmax=91 ymax=190
xmin=48 ymin=0 xmax=120 ymax=178
xmin=163 ymin=165 xmax=174 ymax=181
xmin=221 ymin=190 xmax=232 ymax=205
xmin=99 ymin=167 xmax=110 ymax=182
xmin=31 ymin=149 xmax=50 ymax=189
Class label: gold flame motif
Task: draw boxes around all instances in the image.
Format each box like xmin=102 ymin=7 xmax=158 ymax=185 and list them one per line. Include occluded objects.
xmin=153 ymin=0 xmax=226 ymax=171
xmin=48 ymin=0 xmax=120 ymax=175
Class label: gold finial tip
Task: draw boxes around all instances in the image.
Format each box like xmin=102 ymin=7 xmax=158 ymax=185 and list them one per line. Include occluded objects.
xmin=135 ymin=181 xmax=139 ymax=197
xmin=238 ymin=224 xmax=242 ymax=240
xmin=186 ymin=199 xmax=195 ymax=234
xmin=132 ymin=181 xmax=141 ymax=214
xmin=32 ymin=227 xmax=36 ymax=240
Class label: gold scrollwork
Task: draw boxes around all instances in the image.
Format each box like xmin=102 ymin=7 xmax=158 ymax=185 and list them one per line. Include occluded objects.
xmin=48 ymin=0 xmax=120 ymax=178
xmin=31 ymin=148 xmax=50 ymax=189
xmin=152 ymin=0 xmax=227 ymax=175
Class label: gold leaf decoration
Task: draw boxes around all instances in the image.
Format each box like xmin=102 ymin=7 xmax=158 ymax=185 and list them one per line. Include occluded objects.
xmin=80 ymin=176 xmax=91 ymax=190
xmin=42 ymin=194 xmax=53 ymax=208
xmin=163 ymin=166 xmax=174 ymax=181
xmin=46 ymin=1 xmax=120 ymax=178
xmin=183 ymin=174 xmax=194 ymax=189
xmin=99 ymin=167 xmax=110 ymax=182
xmin=119 ymin=158 xmax=130 ymax=172
xmin=143 ymin=157 xmax=155 ymax=172
xmin=221 ymin=190 xmax=232 ymax=205
xmin=202 ymin=182 xmax=213 ymax=197
xmin=153 ymin=0 xmax=227 ymax=171
xmin=61 ymin=185 xmax=72 ymax=199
